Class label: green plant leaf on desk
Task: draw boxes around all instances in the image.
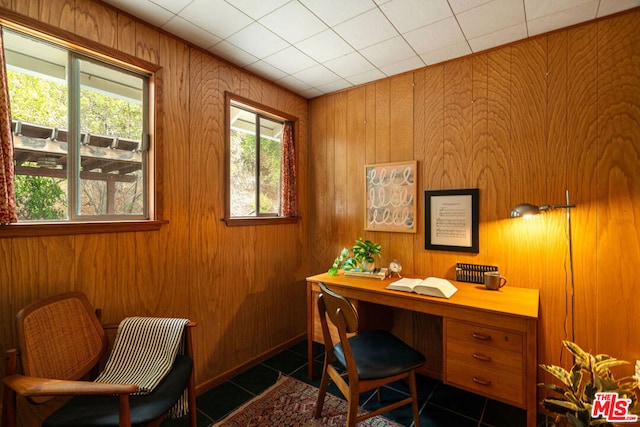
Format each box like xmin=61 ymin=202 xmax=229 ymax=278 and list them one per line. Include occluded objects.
xmin=328 ymin=247 xmax=357 ymax=276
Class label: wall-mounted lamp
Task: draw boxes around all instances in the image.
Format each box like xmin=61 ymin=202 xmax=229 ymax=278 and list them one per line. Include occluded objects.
xmin=510 ymin=190 xmax=576 ymax=342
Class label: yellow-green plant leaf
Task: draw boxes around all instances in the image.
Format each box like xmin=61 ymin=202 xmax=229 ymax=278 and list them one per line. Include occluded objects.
xmin=541 ymin=364 xmax=573 ymax=388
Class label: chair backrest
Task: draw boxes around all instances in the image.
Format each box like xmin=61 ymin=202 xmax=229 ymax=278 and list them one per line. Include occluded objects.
xmin=16 ymin=291 xmax=108 ymax=400
xmin=317 ymin=282 xmax=359 ymax=346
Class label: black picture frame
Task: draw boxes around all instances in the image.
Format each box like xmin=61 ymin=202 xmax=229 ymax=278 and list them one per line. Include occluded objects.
xmin=425 ymin=188 xmax=479 ymax=253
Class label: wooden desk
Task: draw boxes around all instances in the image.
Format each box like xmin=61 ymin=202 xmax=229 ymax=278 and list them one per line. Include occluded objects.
xmin=306 ymin=272 xmax=539 ymax=427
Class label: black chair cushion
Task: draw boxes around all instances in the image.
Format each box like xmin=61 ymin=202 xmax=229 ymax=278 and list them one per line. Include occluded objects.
xmin=333 ymin=330 xmax=425 ymax=380
xmin=43 ymin=355 xmax=193 ymax=427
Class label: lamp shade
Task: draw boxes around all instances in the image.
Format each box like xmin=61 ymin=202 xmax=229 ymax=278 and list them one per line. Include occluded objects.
xmin=510 ymin=203 xmax=540 ymax=218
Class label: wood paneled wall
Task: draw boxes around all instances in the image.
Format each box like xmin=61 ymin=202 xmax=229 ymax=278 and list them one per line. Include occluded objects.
xmin=0 ymin=1 xmax=309 ymax=422
xmin=309 ymin=8 xmax=640 ymax=378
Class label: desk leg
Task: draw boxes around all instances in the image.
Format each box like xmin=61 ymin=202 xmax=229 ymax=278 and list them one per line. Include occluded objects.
xmin=306 ymin=282 xmax=315 ymax=380
xmin=526 ymin=318 xmax=538 ymax=427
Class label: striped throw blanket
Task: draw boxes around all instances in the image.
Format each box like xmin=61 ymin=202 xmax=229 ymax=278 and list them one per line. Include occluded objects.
xmin=95 ymin=317 xmax=189 ymax=394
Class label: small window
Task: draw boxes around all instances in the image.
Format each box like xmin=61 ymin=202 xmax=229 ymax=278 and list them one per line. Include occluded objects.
xmin=5 ymin=28 xmax=150 ymax=222
xmin=225 ymin=93 xmax=298 ymax=225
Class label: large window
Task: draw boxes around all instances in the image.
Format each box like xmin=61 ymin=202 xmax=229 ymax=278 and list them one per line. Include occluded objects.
xmin=5 ymin=28 xmax=149 ymax=222
xmin=225 ymin=93 xmax=298 ymax=225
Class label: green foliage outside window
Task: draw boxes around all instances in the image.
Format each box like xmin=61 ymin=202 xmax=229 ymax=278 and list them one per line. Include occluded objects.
xmin=8 ymin=70 xmax=143 ymax=219
xmin=14 ymin=175 xmax=66 ymax=220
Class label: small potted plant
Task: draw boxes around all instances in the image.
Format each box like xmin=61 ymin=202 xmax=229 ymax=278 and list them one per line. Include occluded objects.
xmin=539 ymin=340 xmax=640 ymax=426
xmin=351 ymin=237 xmax=381 ymax=272
xmin=328 ymin=237 xmax=382 ymax=276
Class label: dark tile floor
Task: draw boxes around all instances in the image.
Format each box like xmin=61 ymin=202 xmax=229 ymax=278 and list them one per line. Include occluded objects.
xmin=164 ymin=339 xmax=551 ymax=427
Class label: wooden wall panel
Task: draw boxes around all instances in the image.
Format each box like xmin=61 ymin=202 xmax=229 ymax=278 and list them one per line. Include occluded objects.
xmin=75 ymin=1 xmax=117 ymax=48
xmin=596 ymin=11 xmax=640 ymax=359
xmin=41 ymin=0 xmax=74 ymax=32
xmin=565 ymin=23 xmax=598 ymax=353
xmin=308 ymin=97 xmax=330 ymax=271
xmin=135 ymin=22 xmax=160 ymax=65
xmin=346 ymin=87 xmax=365 ymax=242
xmin=308 ymin=7 xmax=640 ymax=388
xmin=415 ymin=65 xmax=444 ymax=275
xmin=387 ymin=74 xmax=414 ymax=271
xmin=0 ymin=2 xmax=310 ymax=416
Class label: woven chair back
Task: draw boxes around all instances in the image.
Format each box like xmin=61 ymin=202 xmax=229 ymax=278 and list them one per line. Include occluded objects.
xmin=17 ymin=292 xmax=108 ymax=388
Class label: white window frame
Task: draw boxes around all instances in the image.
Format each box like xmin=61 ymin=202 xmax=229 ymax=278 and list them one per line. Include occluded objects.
xmin=0 ymin=18 xmax=163 ymax=238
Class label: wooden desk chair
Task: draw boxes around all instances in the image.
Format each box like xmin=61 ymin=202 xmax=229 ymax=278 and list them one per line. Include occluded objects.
xmin=2 ymin=291 xmax=197 ymax=427
xmin=314 ymin=282 xmax=425 ymax=427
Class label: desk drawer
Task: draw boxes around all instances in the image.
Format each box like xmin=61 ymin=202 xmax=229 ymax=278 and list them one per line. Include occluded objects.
xmin=446 ymin=319 xmax=522 ymax=352
xmin=446 ymin=358 xmax=523 ymax=405
xmin=446 ymin=339 xmax=522 ymax=375
xmin=445 ymin=319 xmax=525 ymax=406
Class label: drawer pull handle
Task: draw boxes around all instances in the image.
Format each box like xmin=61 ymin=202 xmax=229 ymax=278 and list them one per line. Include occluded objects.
xmin=472 ymin=377 xmax=492 ymax=386
xmin=471 ymin=332 xmax=491 ymax=341
xmin=472 ymin=353 xmax=492 ymax=362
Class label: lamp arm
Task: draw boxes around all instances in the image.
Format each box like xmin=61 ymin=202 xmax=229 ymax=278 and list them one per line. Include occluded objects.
xmin=547 ymin=204 xmax=576 ymax=210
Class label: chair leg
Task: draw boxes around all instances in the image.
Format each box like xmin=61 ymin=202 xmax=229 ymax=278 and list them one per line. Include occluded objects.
xmin=3 ymin=350 xmax=18 ymax=427
xmin=346 ymin=388 xmax=359 ymax=427
xmin=408 ymin=371 xmax=421 ymax=427
xmin=188 ymin=370 xmax=197 ymax=427
xmin=314 ymin=368 xmax=330 ymax=419
xmin=1 ymin=385 xmax=17 ymax=427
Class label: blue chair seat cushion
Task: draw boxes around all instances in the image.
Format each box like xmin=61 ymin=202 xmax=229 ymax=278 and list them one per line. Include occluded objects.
xmin=333 ymin=330 xmax=425 ymax=380
xmin=43 ymin=355 xmax=193 ymax=427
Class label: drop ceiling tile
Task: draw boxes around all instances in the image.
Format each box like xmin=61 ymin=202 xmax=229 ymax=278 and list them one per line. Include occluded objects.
xmin=345 ymin=68 xmax=386 ymax=85
xmin=316 ymin=78 xmax=353 ymax=93
xmin=296 ymin=30 xmax=355 ymax=63
xmin=333 ymin=8 xmax=398 ymax=50
xmin=275 ymin=75 xmax=313 ymax=92
xmin=299 ymin=87 xmax=324 ymax=98
xmin=162 ymin=16 xmax=221 ymax=49
xmin=225 ymin=22 xmax=289 ymax=59
xmin=150 ymin=0 xmax=192 ymax=14
xmin=404 ymin=17 xmax=466 ymax=55
xmin=299 ymin=0 xmax=376 ymax=26
xmin=524 ymin=0 xmax=594 ymax=20
xmin=263 ymin=46 xmax=318 ymax=75
xmin=245 ymin=60 xmax=289 ymax=81
xmin=225 ymin=0 xmax=290 ymax=20
xmin=293 ymin=64 xmax=340 ymax=87
xmin=598 ymin=0 xmax=640 ymax=16
xmin=379 ymin=55 xmax=424 ymax=76
xmin=527 ymin=1 xmax=598 ymax=36
xmin=456 ymin=0 xmax=525 ymax=39
xmin=107 ymin=0 xmax=175 ymax=26
xmin=448 ymin=0 xmax=492 ymax=13
xmin=208 ymin=40 xmax=258 ymax=66
xmin=420 ymin=40 xmax=471 ymax=65
xmin=324 ymin=51 xmax=375 ymax=77
xmin=380 ymin=0 xmax=452 ymax=33
xmin=179 ymin=0 xmax=252 ymax=39
xmin=360 ymin=36 xmax=416 ymax=68
xmin=468 ymin=22 xmax=527 ymax=52
xmin=259 ymin=1 xmax=328 ymax=44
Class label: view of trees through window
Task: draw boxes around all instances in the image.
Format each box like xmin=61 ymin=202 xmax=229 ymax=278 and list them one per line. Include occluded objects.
xmin=6 ymin=29 xmax=147 ymax=221
xmin=229 ymin=103 xmax=282 ymax=217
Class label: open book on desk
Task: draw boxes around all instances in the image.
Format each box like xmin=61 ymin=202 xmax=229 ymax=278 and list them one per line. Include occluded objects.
xmin=385 ymin=277 xmax=458 ymax=299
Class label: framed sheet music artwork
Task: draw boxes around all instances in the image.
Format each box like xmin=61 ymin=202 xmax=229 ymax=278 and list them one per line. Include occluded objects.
xmin=364 ymin=161 xmax=417 ymax=233
xmin=425 ymin=188 xmax=479 ymax=253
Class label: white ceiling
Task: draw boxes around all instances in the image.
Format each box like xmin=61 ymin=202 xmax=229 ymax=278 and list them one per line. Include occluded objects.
xmin=100 ymin=0 xmax=640 ymax=99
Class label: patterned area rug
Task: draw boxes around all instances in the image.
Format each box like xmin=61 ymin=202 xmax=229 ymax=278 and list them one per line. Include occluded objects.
xmin=212 ymin=375 xmax=403 ymax=426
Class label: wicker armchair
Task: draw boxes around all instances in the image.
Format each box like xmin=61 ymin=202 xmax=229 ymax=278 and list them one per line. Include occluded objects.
xmin=1 ymin=291 xmax=196 ymax=427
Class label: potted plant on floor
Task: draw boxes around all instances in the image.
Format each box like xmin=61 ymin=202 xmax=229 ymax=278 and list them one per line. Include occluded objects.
xmin=328 ymin=237 xmax=382 ymax=276
xmin=539 ymin=340 xmax=640 ymax=426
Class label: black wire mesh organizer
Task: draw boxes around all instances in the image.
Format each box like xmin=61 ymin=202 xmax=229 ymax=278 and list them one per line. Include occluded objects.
xmin=455 ymin=263 xmax=498 ymax=284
